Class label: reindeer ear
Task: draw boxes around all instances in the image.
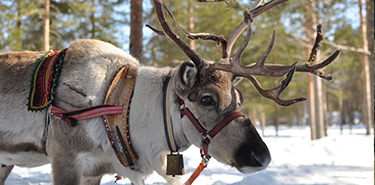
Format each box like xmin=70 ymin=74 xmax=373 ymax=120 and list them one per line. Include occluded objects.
xmin=173 ymin=61 xmax=198 ymax=97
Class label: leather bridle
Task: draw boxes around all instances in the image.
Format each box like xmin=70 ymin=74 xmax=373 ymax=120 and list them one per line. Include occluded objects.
xmin=179 ymin=98 xmax=244 ymax=159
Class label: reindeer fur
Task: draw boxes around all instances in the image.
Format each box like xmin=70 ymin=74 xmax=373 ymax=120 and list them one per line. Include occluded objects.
xmin=0 ymin=39 xmax=192 ymax=185
xmin=0 ymin=39 xmax=270 ymax=185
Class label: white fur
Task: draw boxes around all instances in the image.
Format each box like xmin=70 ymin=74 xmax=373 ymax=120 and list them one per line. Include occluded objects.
xmin=0 ymin=40 xmax=190 ymax=185
xmin=0 ymin=39 xmax=270 ymax=185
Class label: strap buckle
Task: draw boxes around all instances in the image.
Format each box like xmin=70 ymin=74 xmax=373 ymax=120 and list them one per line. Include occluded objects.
xmin=201 ymin=155 xmax=210 ymax=166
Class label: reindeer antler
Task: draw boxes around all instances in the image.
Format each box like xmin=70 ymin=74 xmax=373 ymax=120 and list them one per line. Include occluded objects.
xmin=151 ymin=0 xmax=203 ymax=69
xmin=255 ymin=24 xmax=341 ymax=81
xmin=204 ymin=10 xmax=300 ymax=106
xmin=204 ymin=10 xmax=340 ymax=106
xmin=149 ymin=0 xmax=340 ymax=106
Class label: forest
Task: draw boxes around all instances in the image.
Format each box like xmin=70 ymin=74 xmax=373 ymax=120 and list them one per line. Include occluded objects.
xmin=0 ymin=0 xmax=373 ymax=140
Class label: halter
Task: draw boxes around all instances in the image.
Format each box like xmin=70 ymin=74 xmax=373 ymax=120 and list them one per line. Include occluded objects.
xmin=178 ymin=94 xmax=244 ymax=185
xmin=179 ymin=98 xmax=244 ymax=159
xmin=163 ymin=77 xmax=245 ymax=184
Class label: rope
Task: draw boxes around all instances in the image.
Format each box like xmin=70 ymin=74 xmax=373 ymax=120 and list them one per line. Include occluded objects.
xmin=184 ymin=161 xmax=207 ymax=185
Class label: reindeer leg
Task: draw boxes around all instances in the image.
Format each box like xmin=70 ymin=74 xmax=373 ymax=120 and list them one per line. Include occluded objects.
xmin=80 ymin=175 xmax=103 ymax=185
xmin=51 ymin=154 xmax=80 ymax=185
xmin=0 ymin=165 xmax=13 ymax=185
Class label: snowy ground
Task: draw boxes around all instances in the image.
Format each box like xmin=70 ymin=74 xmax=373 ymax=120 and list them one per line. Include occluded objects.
xmin=5 ymin=125 xmax=374 ymax=185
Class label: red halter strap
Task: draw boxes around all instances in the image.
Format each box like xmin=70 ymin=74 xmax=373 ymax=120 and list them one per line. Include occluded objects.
xmin=179 ymin=98 xmax=244 ymax=158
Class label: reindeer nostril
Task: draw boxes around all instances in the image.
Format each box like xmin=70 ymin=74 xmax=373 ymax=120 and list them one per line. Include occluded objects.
xmin=250 ymin=152 xmax=263 ymax=167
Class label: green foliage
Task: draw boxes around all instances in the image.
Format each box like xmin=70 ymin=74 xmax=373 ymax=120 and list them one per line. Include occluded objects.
xmin=0 ymin=0 xmax=366 ymax=126
xmin=0 ymin=1 xmax=43 ymax=51
xmin=0 ymin=0 xmax=128 ymax=52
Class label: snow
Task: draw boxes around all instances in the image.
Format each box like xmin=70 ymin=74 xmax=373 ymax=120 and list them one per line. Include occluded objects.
xmin=5 ymin=125 xmax=374 ymax=185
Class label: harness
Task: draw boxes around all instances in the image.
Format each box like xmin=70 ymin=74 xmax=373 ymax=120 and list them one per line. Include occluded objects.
xmin=179 ymin=99 xmax=244 ymax=159
xmin=102 ymin=65 xmax=139 ymax=167
xmin=51 ymin=65 xmax=139 ymax=168
xmin=28 ymin=49 xmax=67 ymax=111
xmin=163 ymin=77 xmax=245 ymax=184
xmin=29 ymin=50 xmax=244 ymax=184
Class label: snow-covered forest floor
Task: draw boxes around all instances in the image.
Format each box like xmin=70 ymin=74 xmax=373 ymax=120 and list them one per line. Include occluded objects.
xmin=5 ymin=125 xmax=374 ymax=185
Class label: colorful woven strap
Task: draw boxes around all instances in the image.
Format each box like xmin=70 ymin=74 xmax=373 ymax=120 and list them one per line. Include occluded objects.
xmin=28 ymin=48 xmax=67 ymax=111
xmin=51 ymin=105 xmax=123 ymax=127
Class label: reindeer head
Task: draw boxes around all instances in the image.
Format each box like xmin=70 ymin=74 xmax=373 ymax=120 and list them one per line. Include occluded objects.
xmin=172 ymin=59 xmax=271 ymax=173
xmin=149 ymin=0 xmax=340 ymax=174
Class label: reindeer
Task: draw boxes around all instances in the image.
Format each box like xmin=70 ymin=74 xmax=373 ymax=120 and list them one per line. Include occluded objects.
xmin=0 ymin=0 xmax=340 ymax=184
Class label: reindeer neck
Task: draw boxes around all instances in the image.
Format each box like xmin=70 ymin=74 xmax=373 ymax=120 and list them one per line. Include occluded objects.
xmin=165 ymin=74 xmax=191 ymax=153
xmin=130 ymin=66 xmax=191 ymax=155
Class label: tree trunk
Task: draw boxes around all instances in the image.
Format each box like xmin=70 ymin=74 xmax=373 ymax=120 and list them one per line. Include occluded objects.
xmin=366 ymin=0 xmax=374 ymax=134
xmin=130 ymin=0 xmax=143 ymax=63
xmin=251 ymin=109 xmax=258 ymax=126
xmin=90 ymin=0 xmax=96 ymax=39
xmin=15 ymin=2 xmax=22 ymax=51
xmin=308 ymin=74 xmax=326 ymax=139
xmin=359 ymin=0 xmax=373 ymax=135
xmin=314 ymin=76 xmax=325 ymax=138
xmin=305 ymin=0 xmax=317 ymax=141
xmin=339 ymin=80 xmax=345 ymax=134
xmin=274 ymin=104 xmax=279 ymax=136
xmin=261 ymin=111 xmax=266 ymax=136
xmin=273 ymin=78 xmax=279 ymax=136
xmin=308 ymin=74 xmax=317 ymax=140
xmin=188 ymin=0 xmax=195 ymax=50
xmin=297 ymin=92 xmax=304 ymax=126
xmin=43 ymin=0 xmax=50 ymax=51
xmin=152 ymin=12 xmax=158 ymax=67
xmin=305 ymin=0 xmax=326 ymax=140
xmin=327 ymin=93 xmax=333 ymax=126
xmin=322 ymin=83 xmax=328 ymax=136
xmin=347 ymin=89 xmax=354 ymax=134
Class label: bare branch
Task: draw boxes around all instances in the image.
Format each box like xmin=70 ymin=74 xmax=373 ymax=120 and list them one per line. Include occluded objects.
xmin=145 ymin=24 xmax=165 ymax=36
xmin=194 ymin=0 xmax=230 ymax=6
xmin=324 ymin=40 xmax=371 ymax=55
xmin=250 ymin=0 xmax=264 ymax=11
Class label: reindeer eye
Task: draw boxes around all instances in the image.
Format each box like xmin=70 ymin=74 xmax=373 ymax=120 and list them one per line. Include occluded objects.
xmin=200 ymin=96 xmax=215 ymax=106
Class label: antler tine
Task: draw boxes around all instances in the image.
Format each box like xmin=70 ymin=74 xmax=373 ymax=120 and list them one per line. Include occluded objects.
xmin=223 ymin=0 xmax=289 ymax=59
xmin=180 ymin=0 xmax=289 ymax=59
xmin=148 ymin=0 xmax=290 ymax=61
xmin=207 ymin=19 xmax=296 ymax=78
xmin=254 ymin=24 xmax=342 ymax=81
xmin=146 ymin=24 xmax=165 ymax=36
xmin=152 ymin=0 xmax=203 ymax=68
xmin=245 ymin=31 xmax=296 ymax=77
xmin=247 ymin=67 xmax=307 ymax=106
xmin=232 ymin=10 xmax=253 ymax=65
